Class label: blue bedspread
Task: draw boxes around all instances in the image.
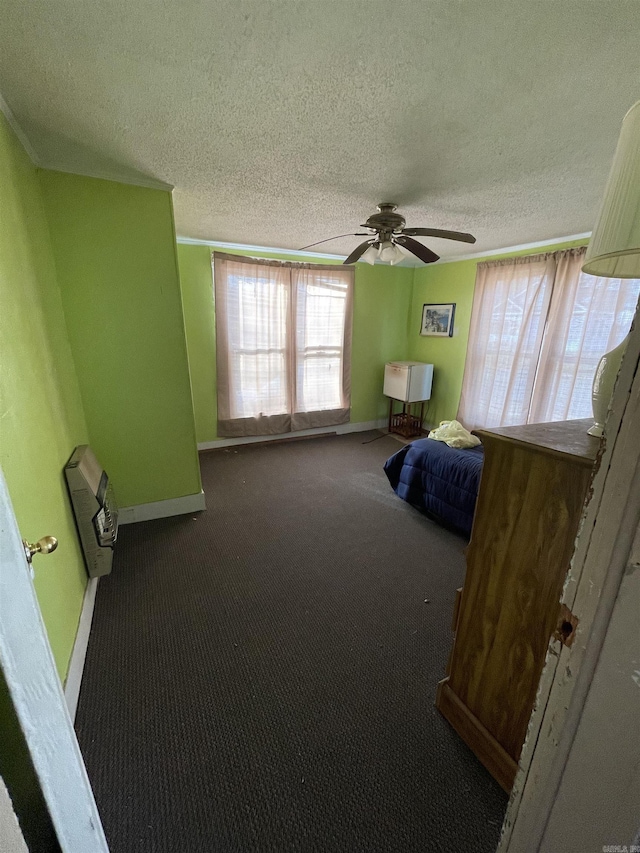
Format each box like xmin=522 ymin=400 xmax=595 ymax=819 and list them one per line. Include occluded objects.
xmin=383 ymin=438 xmax=484 ymax=537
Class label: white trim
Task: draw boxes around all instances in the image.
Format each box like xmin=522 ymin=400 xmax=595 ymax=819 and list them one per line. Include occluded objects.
xmin=39 ymin=160 xmax=174 ymax=192
xmin=176 ymin=236 xmax=347 ymax=261
xmin=0 ymin=93 xmax=41 ymax=165
xmin=198 ymin=419 xmax=388 ymax=450
xmin=176 ymin=237 xmax=417 ymax=266
xmin=438 ymin=232 xmax=591 ymax=264
xmin=0 ymin=90 xmax=172 ymax=191
xmin=64 ymin=577 xmax=98 ymax=723
xmin=118 ymin=489 xmax=206 ymax=524
xmin=176 ymin=233 xmax=593 ymax=266
xmin=0 ymin=467 xmax=108 ymax=851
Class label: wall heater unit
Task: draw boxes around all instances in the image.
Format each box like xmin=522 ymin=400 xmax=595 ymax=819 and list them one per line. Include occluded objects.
xmin=65 ymin=445 xmax=118 ymax=578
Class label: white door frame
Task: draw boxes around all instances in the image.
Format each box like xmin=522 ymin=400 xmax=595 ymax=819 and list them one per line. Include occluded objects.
xmin=499 ymin=304 xmax=640 ymax=851
xmin=0 ymin=468 xmax=108 ymax=851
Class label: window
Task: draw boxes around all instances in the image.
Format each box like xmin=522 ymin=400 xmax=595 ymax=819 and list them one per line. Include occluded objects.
xmin=458 ymin=247 xmax=640 ymax=430
xmin=213 ymin=253 xmax=353 ymax=437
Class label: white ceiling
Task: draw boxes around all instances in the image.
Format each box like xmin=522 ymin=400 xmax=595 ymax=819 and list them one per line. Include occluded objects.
xmin=1 ymin=1 xmax=639 ymax=260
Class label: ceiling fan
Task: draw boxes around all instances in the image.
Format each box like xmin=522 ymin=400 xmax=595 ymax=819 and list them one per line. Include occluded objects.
xmin=300 ymin=203 xmax=476 ymax=265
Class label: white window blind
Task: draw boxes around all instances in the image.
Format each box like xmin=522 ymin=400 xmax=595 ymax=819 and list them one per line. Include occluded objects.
xmin=458 ymin=247 xmax=640 ymax=430
xmin=214 ymin=253 xmax=353 ymax=437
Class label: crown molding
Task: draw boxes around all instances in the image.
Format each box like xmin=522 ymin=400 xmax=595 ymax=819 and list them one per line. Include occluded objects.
xmin=177 ymin=233 xmax=593 ymax=265
xmin=0 ymin=92 xmax=42 ymax=165
xmin=176 ymin=236 xmax=348 ymax=261
xmin=38 ymin=160 xmax=174 ymax=192
xmin=0 ymin=90 xmax=173 ymax=191
xmin=439 ymin=232 xmax=592 ymax=264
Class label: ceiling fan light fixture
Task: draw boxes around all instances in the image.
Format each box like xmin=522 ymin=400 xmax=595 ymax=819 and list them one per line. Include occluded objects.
xmin=377 ymin=240 xmax=405 ymax=265
xmin=360 ymin=244 xmax=379 ymax=265
xmin=378 ymin=240 xmax=399 ymax=264
xmin=305 ymin=204 xmax=476 ymax=266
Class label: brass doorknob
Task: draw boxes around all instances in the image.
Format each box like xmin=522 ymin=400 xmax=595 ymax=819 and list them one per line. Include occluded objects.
xmin=23 ymin=536 xmax=58 ymax=563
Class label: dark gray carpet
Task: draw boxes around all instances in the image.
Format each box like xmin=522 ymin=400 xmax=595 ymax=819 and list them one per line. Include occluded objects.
xmin=75 ymin=431 xmax=507 ymax=852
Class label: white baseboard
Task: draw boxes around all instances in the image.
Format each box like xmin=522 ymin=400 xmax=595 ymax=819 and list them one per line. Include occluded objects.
xmin=198 ymin=419 xmax=388 ymax=451
xmin=65 ymin=576 xmax=98 ymax=723
xmin=118 ymin=490 xmax=206 ymax=525
xmin=63 ymin=489 xmax=206 ymax=720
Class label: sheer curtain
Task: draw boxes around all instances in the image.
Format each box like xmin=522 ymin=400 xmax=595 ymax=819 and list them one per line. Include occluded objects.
xmin=214 ymin=253 xmax=353 ymax=437
xmin=291 ymin=265 xmax=353 ymax=431
xmin=458 ymin=247 xmax=640 ymax=430
xmin=214 ymin=254 xmax=291 ymax=436
xmin=457 ymin=254 xmax=555 ymax=429
xmin=530 ymin=251 xmax=640 ymax=422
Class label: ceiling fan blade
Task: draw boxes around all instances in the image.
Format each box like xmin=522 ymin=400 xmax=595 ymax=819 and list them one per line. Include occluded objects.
xmin=401 ymin=228 xmax=476 ymax=244
xmin=395 ymin=236 xmax=439 ymax=264
xmin=298 ymin=233 xmax=369 ymax=251
xmin=343 ymin=240 xmax=376 ymax=265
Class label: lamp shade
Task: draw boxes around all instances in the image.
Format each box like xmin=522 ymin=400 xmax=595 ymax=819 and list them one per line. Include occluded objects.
xmin=360 ymin=245 xmax=378 ymax=265
xmin=583 ymin=100 xmax=640 ymax=278
xmin=378 ymin=241 xmax=397 ymax=263
xmin=377 ymin=241 xmax=405 ymax=265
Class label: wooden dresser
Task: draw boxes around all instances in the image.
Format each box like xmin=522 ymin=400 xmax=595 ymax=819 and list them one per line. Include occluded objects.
xmin=435 ymin=419 xmax=600 ymax=792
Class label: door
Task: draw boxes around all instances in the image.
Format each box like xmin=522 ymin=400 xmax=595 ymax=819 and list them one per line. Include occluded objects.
xmin=538 ymin=543 xmax=640 ymax=849
xmin=498 ymin=286 xmax=640 ymax=851
xmin=0 ymin=467 xmax=108 ymax=851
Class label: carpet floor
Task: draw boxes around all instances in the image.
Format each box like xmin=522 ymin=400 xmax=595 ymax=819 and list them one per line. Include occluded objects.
xmin=75 ymin=431 xmax=507 ymax=852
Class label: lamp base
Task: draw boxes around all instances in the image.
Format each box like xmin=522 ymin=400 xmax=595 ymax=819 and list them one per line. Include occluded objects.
xmin=589 ymin=332 xmax=630 ymax=437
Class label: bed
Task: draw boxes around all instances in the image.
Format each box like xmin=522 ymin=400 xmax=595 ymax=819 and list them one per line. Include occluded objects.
xmin=383 ymin=438 xmax=484 ymax=537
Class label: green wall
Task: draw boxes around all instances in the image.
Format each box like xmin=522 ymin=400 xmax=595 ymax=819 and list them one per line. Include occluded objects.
xmin=176 ymin=245 xmax=219 ymax=442
xmin=351 ymin=263 xmax=414 ymax=423
xmin=0 ymin=100 xmax=590 ymax=687
xmin=409 ymin=238 xmax=589 ymax=426
xmin=0 ymin=113 xmax=88 ymax=678
xmin=39 ymin=173 xmax=202 ymax=507
xmin=178 ymin=239 xmax=594 ymax=441
xmin=177 ymin=244 xmax=414 ymax=443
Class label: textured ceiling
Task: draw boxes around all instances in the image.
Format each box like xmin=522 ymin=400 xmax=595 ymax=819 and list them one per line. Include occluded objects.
xmin=1 ymin=1 xmax=640 ymax=259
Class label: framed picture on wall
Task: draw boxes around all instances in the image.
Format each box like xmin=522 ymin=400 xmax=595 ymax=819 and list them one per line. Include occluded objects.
xmin=420 ymin=303 xmax=455 ymax=337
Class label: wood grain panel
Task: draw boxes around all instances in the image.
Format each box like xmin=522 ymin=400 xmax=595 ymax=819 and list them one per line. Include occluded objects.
xmin=475 ymin=418 xmax=599 ymax=464
xmin=445 ymin=588 xmax=463 ymax=676
xmin=437 ymin=420 xmax=598 ymax=785
xmin=436 ymin=679 xmax=517 ymax=793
